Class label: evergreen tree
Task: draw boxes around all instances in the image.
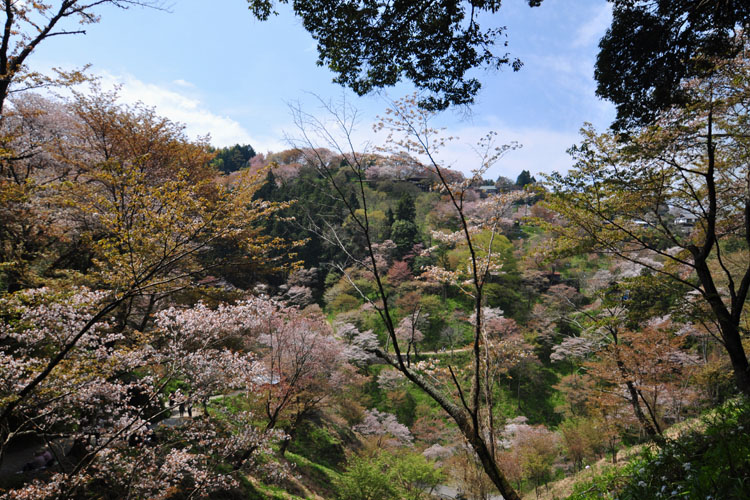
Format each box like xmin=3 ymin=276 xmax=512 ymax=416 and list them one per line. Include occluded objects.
xmin=211 ymin=144 xmax=256 ymax=173
xmin=396 ymin=193 xmax=416 ymax=222
xmin=515 ymin=170 xmax=536 ymax=187
xmin=385 ymin=207 xmax=395 ymax=239
xmin=349 ymin=191 xmax=360 ymax=210
xmin=391 ymin=220 xmax=419 ymax=258
xmin=254 ymin=169 xmax=277 ymax=201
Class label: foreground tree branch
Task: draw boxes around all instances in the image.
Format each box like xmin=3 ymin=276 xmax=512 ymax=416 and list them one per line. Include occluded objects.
xmin=0 ymin=1 xmax=165 ymax=114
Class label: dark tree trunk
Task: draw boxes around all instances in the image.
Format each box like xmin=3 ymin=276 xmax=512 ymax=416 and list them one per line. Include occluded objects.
xmin=721 ymin=322 xmax=750 ymax=396
xmin=625 ymin=378 xmax=660 ymax=437
xmin=694 ymin=259 xmax=750 ymax=397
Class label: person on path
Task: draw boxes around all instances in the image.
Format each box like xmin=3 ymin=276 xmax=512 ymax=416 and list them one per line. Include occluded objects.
xmin=175 ymin=389 xmax=185 ymax=417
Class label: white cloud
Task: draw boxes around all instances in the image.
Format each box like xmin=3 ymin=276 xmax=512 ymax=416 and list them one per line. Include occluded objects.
xmin=339 ymin=116 xmax=581 ymax=180
xmin=272 ymin=96 xmax=583 ymax=180
xmin=94 ymin=71 xmax=276 ymax=148
xmin=436 ymin=123 xmax=580 ymax=179
xmin=172 ymin=79 xmax=195 ymax=88
xmin=573 ymin=3 xmax=612 ymax=48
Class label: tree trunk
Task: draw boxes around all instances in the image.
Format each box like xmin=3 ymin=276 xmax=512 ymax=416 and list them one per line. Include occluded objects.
xmin=279 ymin=410 xmax=305 ymax=457
xmin=279 ymin=435 xmax=291 ymax=456
xmin=0 ymin=78 xmax=9 ymax=115
xmin=624 ymin=379 xmax=660 ymax=437
xmin=722 ymin=323 xmax=750 ymax=396
xmin=469 ymin=430 xmax=523 ymax=500
xmin=700 ymin=285 xmax=750 ymax=396
xmin=614 ymin=343 xmax=660 ymax=438
xmin=375 ymin=350 xmax=522 ymax=500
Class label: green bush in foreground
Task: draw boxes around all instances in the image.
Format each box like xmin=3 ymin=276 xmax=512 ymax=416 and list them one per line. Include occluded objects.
xmin=568 ymin=397 xmax=750 ymax=500
xmin=334 ymin=451 xmax=443 ymax=500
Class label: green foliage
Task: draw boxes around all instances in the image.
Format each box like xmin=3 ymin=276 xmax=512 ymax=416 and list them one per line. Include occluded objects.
xmin=349 ymin=190 xmax=360 ymax=210
xmin=324 ymin=268 xmax=343 ymax=289
xmin=414 ymin=192 xmax=440 ymax=228
xmin=343 ymin=209 xmax=390 ymax=242
xmin=289 ymin=422 xmax=347 ymax=471
xmin=285 ymin=451 xmax=341 ymax=496
xmin=444 ymin=230 xmax=513 ymax=279
xmin=248 ymin=1 xmax=545 ymax=110
xmin=334 ymin=451 xmax=443 ymax=500
xmin=516 ymin=169 xmax=536 ymax=187
xmin=334 ymin=455 xmax=400 ymax=500
xmin=253 ymin=168 xmax=277 ymax=201
xmin=391 ymin=220 xmax=420 ymax=257
xmin=210 ymin=143 xmax=256 ymax=173
xmin=504 ymin=362 xmax=563 ymax=426
xmin=396 ymin=193 xmax=416 ymax=223
xmin=391 ymin=452 xmax=444 ymax=500
xmin=257 ymin=165 xmax=350 ymax=269
xmin=484 ymin=277 xmax=531 ymax=323
xmin=617 ymin=273 xmax=690 ymax=328
xmin=596 ymin=1 xmax=749 ymax=130
xmin=392 ymin=390 xmax=418 ymax=428
xmin=568 ymin=397 xmax=750 ymax=500
xmin=415 ymin=294 xmax=451 ymax=348
xmin=329 ymin=293 xmax=360 ymax=313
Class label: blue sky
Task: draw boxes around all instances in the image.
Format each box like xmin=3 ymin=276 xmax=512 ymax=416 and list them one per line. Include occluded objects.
xmin=30 ymin=0 xmax=615 ymax=180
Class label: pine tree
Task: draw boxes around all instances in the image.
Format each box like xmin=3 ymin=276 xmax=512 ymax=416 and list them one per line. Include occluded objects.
xmin=396 ymin=193 xmax=416 ymax=222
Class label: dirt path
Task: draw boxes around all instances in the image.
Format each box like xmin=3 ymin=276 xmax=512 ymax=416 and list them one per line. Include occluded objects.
xmin=419 ymin=346 xmax=473 ymax=356
xmin=381 ymin=345 xmax=474 ymax=357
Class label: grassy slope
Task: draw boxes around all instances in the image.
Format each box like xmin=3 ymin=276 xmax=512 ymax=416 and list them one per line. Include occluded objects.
xmin=536 ymin=397 xmax=750 ymax=500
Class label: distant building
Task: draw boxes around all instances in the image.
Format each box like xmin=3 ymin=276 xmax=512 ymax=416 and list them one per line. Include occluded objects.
xmin=477 ymin=185 xmax=499 ymax=197
xmin=405 ymin=174 xmax=433 ymax=191
xmin=668 ymin=207 xmax=699 ymax=227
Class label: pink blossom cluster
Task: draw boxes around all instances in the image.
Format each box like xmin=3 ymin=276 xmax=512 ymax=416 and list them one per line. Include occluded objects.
xmin=3 ymin=292 xmax=334 ymax=497
xmin=354 ymin=408 xmax=413 ymax=446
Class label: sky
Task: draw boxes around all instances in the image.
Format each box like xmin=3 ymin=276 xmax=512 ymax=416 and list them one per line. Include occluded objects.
xmin=29 ymin=0 xmax=616 ymax=180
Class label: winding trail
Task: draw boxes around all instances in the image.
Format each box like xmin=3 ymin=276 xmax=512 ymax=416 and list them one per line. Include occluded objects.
xmin=417 ymin=345 xmax=473 ymax=356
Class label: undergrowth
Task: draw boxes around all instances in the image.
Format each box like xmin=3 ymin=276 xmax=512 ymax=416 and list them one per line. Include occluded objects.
xmin=567 ymin=396 xmax=750 ymax=500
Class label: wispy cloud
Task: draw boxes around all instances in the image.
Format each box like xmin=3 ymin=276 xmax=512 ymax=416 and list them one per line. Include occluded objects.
xmin=172 ymin=79 xmax=195 ymax=88
xmin=436 ymin=122 xmax=580 ymax=179
xmin=95 ymin=72 xmax=283 ymax=149
xmin=332 ymin=115 xmax=581 ymax=179
xmin=573 ymin=3 xmax=612 ymax=48
xmin=82 ymin=78 xmax=583 ymax=178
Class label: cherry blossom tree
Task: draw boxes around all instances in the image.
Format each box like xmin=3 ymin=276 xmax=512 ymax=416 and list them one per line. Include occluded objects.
xmin=545 ymin=43 xmax=750 ymax=395
xmin=354 ymin=408 xmax=413 ymax=447
xmin=338 ymin=322 xmax=379 ymax=367
xmin=585 ymin=320 xmax=702 ymax=436
xmin=1 ymin=291 xmax=284 ymax=498
xmin=242 ymin=302 xmax=351 ymax=455
xmin=0 ymin=90 xmax=292 ymax=472
xmin=394 ymin=315 xmax=425 ymax=367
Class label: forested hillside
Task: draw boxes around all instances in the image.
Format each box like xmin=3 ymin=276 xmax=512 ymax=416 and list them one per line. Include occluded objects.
xmin=1 ymin=1 xmax=749 ymax=499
